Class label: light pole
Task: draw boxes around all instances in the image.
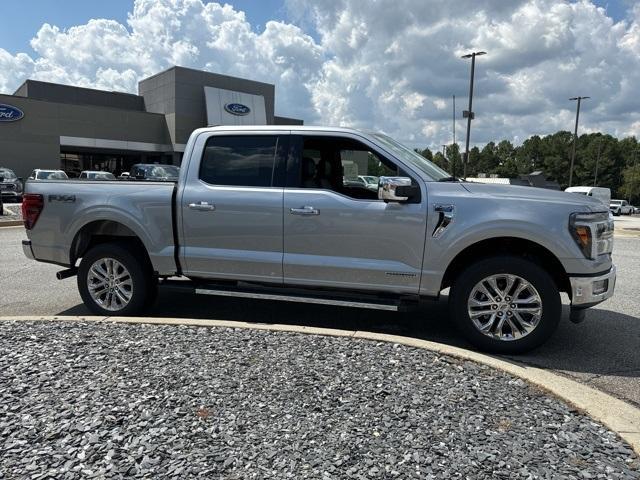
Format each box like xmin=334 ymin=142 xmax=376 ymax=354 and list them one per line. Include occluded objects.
xmin=461 ymin=51 xmax=486 ymax=179
xmin=568 ymin=96 xmax=589 ymax=187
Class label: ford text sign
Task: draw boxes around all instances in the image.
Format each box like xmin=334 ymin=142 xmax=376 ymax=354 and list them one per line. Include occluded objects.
xmin=0 ymin=104 xmax=24 ymax=122
xmin=224 ymin=103 xmax=251 ymax=116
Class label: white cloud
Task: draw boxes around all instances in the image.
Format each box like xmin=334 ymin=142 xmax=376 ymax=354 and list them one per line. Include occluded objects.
xmin=0 ymin=0 xmax=638 ymax=149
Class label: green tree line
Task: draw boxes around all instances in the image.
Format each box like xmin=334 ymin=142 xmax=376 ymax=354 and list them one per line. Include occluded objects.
xmin=417 ymin=131 xmax=640 ymax=202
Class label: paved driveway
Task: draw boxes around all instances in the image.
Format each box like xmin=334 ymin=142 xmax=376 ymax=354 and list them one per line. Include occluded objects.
xmin=1 ymin=225 xmax=639 ymax=407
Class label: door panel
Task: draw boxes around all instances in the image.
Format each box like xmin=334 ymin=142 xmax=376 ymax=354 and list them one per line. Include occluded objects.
xmin=284 ymin=190 xmax=427 ymax=293
xmin=180 ymin=133 xmax=287 ymax=283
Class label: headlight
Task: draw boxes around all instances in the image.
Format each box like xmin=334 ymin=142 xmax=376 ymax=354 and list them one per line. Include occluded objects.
xmin=569 ymin=212 xmax=614 ymax=260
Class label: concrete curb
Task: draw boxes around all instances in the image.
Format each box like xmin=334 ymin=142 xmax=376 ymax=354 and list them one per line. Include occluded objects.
xmin=0 ymin=220 xmax=23 ymax=227
xmin=2 ymin=314 xmax=639 ymax=454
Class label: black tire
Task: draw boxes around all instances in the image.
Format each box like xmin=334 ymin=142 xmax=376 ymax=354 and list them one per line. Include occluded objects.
xmin=449 ymin=256 xmax=561 ymax=354
xmin=78 ymin=242 xmax=153 ymax=316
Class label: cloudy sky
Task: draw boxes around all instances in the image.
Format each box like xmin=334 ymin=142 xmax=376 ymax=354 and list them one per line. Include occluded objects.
xmin=1 ymin=0 xmax=639 ymax=149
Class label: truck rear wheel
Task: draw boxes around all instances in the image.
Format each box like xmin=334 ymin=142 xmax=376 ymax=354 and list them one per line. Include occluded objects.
xmin=78 ymin=242 xmax=152 ymax=316
xmin=449 ymin=256 xmax=561 ymax=354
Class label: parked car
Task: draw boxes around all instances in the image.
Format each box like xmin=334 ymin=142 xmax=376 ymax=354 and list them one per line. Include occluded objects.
xmin=21 ymin=126 xmax=616 ymax=354
xmin=119 ymin=172 xmax=130 ymax=180
xmin=0 ymin=167 xmax=24 ymax=202
xmin=634 ymin=206 xmax=640 ymax=214
xmin=565 ymin=186 xmax=610 ymax=208
xmin=129 ymin=164 xmax=179 ymax=182
xmin=79 ymin=171 xmax=116 ymax=180
xmin=358 ymin=175 xmax=380 ymax=191
xmin=28 ymin=169 xmax=69 ymax=181
xmin=610 ymin=199 xmax=633 ymax=216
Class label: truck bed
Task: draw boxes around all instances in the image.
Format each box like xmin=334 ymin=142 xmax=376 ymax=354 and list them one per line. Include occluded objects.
xmin=24 ymin=180 xmax=177 ymax=274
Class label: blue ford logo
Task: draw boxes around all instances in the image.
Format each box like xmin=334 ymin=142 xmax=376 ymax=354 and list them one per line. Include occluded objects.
xmin=224 ymin=103 xmax=251 ymax=116
xmin=0 ymin=104 xmax=24 ymax=122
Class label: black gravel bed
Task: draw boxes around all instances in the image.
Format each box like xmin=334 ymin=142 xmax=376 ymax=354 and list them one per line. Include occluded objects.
xmin=0 ymin=321 xmax=638 ymax=479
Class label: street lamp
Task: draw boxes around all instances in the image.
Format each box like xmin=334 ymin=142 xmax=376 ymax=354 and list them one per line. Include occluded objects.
xmin=461 ymin=51 xmax=486 ymax=179
xmin=568 ymin=96 xmax=590 ymax=187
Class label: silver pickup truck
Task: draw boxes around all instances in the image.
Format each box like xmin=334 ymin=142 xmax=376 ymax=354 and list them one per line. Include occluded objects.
xmin=22 ymin=126 xmax=616 ymax=353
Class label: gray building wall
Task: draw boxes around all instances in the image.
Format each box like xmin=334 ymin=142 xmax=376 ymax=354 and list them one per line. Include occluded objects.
xmin=14 ymin=80 xmax=145 ymax=111
xmin=0 ymin=93 xmax=171 ymax=178
xmin=139 ymin=66 xmax=276 ymax=146
xmin=1 ymin=66 xmax=302 ymax=178
xmin=274 ymin=115 xmax=304 ymax=126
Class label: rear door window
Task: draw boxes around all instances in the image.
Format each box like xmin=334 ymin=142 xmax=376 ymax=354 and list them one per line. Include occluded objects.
xmin=199 ymin=135 xmax=282 ymax=187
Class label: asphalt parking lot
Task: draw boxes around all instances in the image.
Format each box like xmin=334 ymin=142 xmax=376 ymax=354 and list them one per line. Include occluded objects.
xmin=1 ymin=218 xmax=639 ymax=408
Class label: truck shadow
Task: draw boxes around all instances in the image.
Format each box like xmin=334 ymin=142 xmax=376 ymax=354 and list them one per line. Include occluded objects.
xmin=59 ymin=288 xmax=640 ymax=384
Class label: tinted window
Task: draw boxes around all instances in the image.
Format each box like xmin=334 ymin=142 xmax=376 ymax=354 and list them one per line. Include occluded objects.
xmin=200 ymin=135 xmax=278 ymax=187
xmin=295 ymin=136 xmax=399 ymax=200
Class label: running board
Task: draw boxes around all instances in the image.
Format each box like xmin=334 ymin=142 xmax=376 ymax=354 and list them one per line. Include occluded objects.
xmin=194 ymin=287 xmax=400 ymax=311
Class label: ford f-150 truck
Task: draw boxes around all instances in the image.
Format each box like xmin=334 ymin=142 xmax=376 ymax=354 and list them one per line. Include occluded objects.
xmin=21 ymin=126 xmax=616 ymax=353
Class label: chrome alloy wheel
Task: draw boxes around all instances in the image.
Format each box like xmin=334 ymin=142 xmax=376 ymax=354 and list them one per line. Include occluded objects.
xmin=87 ymin=257 xmax=134 ymax=312
xmin=467 ymin=274 xmax=543 ymax=341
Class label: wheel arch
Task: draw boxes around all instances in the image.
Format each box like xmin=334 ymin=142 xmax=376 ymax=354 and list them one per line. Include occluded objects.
xmin=70 ymin=220 xmax=152 ymax=271
xmin=441 ymin=236 xmax=570 ymax=294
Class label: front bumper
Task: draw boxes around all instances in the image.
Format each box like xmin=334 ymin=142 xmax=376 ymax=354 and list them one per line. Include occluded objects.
xmin=22 ymin=240 xmax=35 ymax=260
xmin=569 ymin=265 xmax=616 ymax=306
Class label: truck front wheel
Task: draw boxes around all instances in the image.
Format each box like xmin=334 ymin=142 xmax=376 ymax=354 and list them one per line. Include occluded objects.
xmin=449 ymin=256 xmax=561 ymax=354
xmin=78 ymin=242 xmax=153 ymax=316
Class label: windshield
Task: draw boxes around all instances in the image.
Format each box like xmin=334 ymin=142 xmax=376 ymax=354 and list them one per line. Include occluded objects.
xmin=611 ymin=200 xmax=622 ymax=205
xmin=0 ymin=169 xmax=17 ymax=180
xmin=37 ymin=171 xmax=68 ymax=180
xmin=370 ymin=133 xmax=450 ymax=181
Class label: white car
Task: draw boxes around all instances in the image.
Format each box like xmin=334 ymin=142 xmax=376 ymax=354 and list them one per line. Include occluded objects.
xmin=565 ymin=186 xmax=610 ymax=208
xmin=28 ymin=169 xmax=69 ymax=181
xmin=610 ymin=199 xmax=633 ymax=216
xmin=358 ymin=175 xmax=379 ymax=191
xmin=79 ymin=170 xmax=116 ymax=180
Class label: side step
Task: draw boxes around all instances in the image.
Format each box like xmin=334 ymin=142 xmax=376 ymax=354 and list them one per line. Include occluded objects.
xmin=195 ymin=288 xmax=400 ymax=311
xmin=159 ymin=279 xmax=415 ymax=311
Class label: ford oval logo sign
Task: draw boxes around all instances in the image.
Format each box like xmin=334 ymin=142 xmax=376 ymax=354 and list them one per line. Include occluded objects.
xmin=0 ymin=104 xmax=24 ymax=122
xmin=224 ymin=103 xmax=251 ymax=116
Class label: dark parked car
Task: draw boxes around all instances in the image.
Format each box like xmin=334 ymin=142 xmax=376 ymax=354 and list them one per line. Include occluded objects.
xmin=0 ymin=167 xmax=24 ymax=203
xmin=129 ymin=164 xmax=180 ymax=182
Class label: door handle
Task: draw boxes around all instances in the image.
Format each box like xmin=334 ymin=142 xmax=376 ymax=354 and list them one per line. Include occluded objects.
xmin=188 ymin=201 xmax=215 ymax=211
xmin=290 ymin=205 xmax=320 ymax=216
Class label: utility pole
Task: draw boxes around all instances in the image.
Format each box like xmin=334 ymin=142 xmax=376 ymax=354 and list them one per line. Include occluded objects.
xmin=461 ymin=51 xmax=486 ymax=179
xmin=569 ymin=96 xmax=590 ymax=187
xmin=594 ymin=140 xmax=601 ymax=187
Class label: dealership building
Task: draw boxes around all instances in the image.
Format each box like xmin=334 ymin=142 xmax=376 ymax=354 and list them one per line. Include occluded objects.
xmin=0 ymin=66 xmax=302 ymax=178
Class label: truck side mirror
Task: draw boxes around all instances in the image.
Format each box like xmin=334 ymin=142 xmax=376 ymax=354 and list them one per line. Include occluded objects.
xmin=378 ymin=176 xmax=417 ymax=202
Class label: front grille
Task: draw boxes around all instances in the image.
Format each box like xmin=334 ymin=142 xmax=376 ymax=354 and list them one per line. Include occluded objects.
xmin=0 ymin=184 xmax=16 ymax=191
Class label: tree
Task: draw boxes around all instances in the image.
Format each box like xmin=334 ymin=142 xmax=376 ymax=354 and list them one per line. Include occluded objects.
xmin=445 ymin=143 xmax=462 ymax=177
xmin=431 ymin=152 xmax=448 ymax=171
xmin=415 ymin=130 xmax=636 ymax=196
xmin=620 ymin=165 xmax=640 ymax=204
